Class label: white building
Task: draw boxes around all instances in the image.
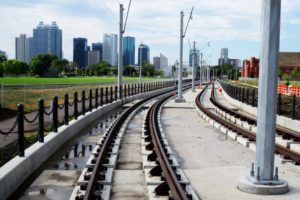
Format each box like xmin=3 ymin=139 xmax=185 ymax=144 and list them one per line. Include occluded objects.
xmin=103 ymin=33 xmax=118 ymax=66
xmin=15 ymin=34 xmax=30 ymax=64
xmin=159 ymin=53 xmax=168 ymax=69
xmin=88 ymin=51 xmax=101 ymax=67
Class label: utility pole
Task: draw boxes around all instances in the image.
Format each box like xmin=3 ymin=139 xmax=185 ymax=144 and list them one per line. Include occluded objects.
xmin=176 ymin=8 xmax=193 ymax=103
xmin=117 ymin=0 xmax=132 ymax=99
xmin=139 ymin=45 xmax=142 ymax=92
xmin=238 ymin=0 xmax=288 ymax=194
xmin=117 ymin=4 xmax=124 ymax=100
xmin=192 ymin=41 xmax=196 ymax=92
xmin=200 ymin=53 xmax=203 ymax=84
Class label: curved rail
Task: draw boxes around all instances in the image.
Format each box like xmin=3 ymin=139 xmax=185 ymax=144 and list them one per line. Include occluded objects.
xmin=145 ymin=93 xmax=189 ymax=200
xmin=213 ymin=82 xmax=300 ymax=141
xmin=195 ymin=82 xmax=300 ymax=164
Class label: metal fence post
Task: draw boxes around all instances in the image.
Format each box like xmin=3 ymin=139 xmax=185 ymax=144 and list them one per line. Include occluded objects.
xmin=95 ymin=89 xmax=99 ymax=109
xmin=277 ymin=93 xmax=281 ymax=115
xmin=82 ymin=91 xmax=86 ymax=116
xmin=74 ymin=92 xmax=78 ymax=120
xmin=18 ymin=104 xmax=25 ymax=157
xmin=252 ymin=89 xmax=255 ymax=107
xmin=292 ymin=95 xmax=296 ymax=119
xmin=120 ymin=84 xmax=123 ymax=99
xmin=100 ymin=88 xmax=104 ymax=106
xmin=124 ymin=85 xmax=127 ymax=98
xmin=105 ymin=87 xmax=108 ymax=104
xmin=115 ymin=86 xmax=118 ymax=100
xmin=38 ymin=99 xmax=44 ymax=142
xmin=110 ymin=86 xmax=113 ymax=102
xmin=246 ymin=88 xmax=250 ymax=105
xmin=242 ymin=88 xmax=245 ymax=103
xmin=1 ymin=83 xmax=3 ymax=108
xmin=53 ymin=96 xmax=58 ymax=132
xmin=64 ymin=94 xmax=69 ymax=125
xmin=89 ymin=89 xmax=92 ymax=112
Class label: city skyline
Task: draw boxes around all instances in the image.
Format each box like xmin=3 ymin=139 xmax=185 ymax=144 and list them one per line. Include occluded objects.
xmin=1 ymin=0 xmax=300 ymax=65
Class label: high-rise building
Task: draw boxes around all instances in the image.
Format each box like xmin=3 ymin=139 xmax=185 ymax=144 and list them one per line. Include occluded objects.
xmin=15 ymin=34 xmax=30 ymax=64
xmin=153 ymin=57 xmax=160 ymax=69
xmin=73 ymin=38 xmax=88 ymax=68
xmin=123 ymin=36 xmax=135 ymax=66
xmin=88 ymin=51 xmax=101 ymax=67
xmin=103 ymin=34 xmax=118 ymax=66
xmin=92 ymin=43 xmax=103 ymax=62
xmin=30 ymin=22 xmax=62 ymax=59
xmin=189 ymin=49 xmax=200 ymax=67
xmin=153 ymin=54 xmax=168 ymax=71
xmin=159 ymin=53 xmax=168 ymax=69
xmin=138 ymin=43 xmax=150 ymax=66
xmin=218 ymin=48 xmax=229 ymax=65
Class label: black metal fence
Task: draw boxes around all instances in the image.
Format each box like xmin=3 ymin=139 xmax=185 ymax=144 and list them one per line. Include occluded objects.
xmin=0 ymin=80 xmax=176 ymax=166
xmin=220 ymin=81 xmax=300 ymax=121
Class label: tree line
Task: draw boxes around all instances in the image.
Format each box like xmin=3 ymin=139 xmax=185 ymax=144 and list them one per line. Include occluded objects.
xmin=0 ymin=54 xmax=164 ymax=77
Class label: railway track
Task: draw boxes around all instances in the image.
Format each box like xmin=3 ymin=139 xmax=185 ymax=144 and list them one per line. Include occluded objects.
xmin=71 ymin=84 xmax=199 ymax=200
xmin=195 ymin=82 xmax=300 ymax=165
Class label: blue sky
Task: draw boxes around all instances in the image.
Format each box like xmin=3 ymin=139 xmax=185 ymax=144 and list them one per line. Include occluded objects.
xmin=0 ymin=0 xmax=299 ymax=65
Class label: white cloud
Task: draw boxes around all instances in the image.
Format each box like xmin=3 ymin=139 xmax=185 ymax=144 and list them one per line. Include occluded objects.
xmin=0 ymin=0 xmax=298 ymax=64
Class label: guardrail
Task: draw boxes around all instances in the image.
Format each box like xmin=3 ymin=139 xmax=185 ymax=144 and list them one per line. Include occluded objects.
xmin=0 ymin=81 xmax=175 ymax=167
xmin=219 ymin=81 xmax=299 ymax=120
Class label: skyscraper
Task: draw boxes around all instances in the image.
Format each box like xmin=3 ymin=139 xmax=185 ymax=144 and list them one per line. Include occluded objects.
xmin=189 ymin=49 xmax=200 ymax=67
xmin=88 ymin=51 xmax=101 ymax=67
xmin=92 ymin=43 xmax=103 ymax=62
xmin=31 ymin=22 xmax=62 ymax=59
xmin=159 ymin=53 xmax=168 ymax=69
xmin=138 ymin=43 xmax=150 ymax=66
xmin=103 ymin=34 xmax=118 ymax=66
xmin=218 ymin=48 xmax=229 ymax=65
xmin=123 ymin=36 xmax=135 ymax=66
xmin=73 ymin=38 xmax=88 ymax=68
xmin=15 ymin=34 xmax=30 ymax=64
xmin=153 ymin=57 xmax=160 ymax=70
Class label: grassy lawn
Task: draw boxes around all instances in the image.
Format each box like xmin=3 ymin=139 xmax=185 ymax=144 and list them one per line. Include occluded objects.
xmin=0 ymin=76 xmax=167 ymax=113
xmin=0 ymin=76 xmax=157 ymax=85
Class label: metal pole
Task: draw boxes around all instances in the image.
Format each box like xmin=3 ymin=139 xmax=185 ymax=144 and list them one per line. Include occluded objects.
xmin=117 ymin=4 xmax=124 ymax=100
xmin=192 ymin=41 xmax=196 ymax=92
xmin=1 ymin=83 xmax=3 ymax=108
xmin=256 ymin=0 xmax=281 ymax=181
xmin=176 ymin=11 xmax=184 ymax=102
xmin=200 ymin=53 xmax=203 ymax=83
xmin=139 ymin=45 xmax=142 ymax=93
xmin=239 ymin=0 xmax=288 ymax=195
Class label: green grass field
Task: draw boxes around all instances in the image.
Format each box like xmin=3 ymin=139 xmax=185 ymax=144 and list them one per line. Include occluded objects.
xmin=0 ymin=76 xmax=157 ymax=85
xmin=0 ymin=76 xmax=167 ymax=113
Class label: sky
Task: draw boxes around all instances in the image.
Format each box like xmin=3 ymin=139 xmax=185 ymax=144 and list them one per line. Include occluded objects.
xmin=0 ymin=0 xmax=300 ymax=65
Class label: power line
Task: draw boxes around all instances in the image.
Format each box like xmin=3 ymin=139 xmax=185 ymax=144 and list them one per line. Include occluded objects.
xmin=123 ymin=0 xmax=132 ymax=33
xmin=102 ymin=0 xmax=118 ymax=22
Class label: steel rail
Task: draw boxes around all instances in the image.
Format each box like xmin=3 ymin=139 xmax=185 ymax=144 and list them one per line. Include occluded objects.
xmin=83 ymin=81 xmax=193 ymax=199
xmin=213 ymin=82 xmax=300 ymax=141
xmin=83 ymin=92 xmax=169 ymax=199
xmin=147 ymin=94 xmax=188 ymax=200
xmin=195 ymin=82 xmax=300 ymax=164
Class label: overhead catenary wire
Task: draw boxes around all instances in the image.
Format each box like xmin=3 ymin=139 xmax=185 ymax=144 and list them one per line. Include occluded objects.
xmin=102 ymin=0 xmax=118 ymax=22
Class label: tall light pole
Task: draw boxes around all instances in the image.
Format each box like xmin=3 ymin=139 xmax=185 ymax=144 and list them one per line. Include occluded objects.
xmin=117 ymin=3 xmax=124 ymax=100
xmin=238 ymin=0 xmax=288 ymax=194
xmin=176 ymin=8 xmax=193 ymax=103
xmin=192 ymin=41 xmax=196 ymax=92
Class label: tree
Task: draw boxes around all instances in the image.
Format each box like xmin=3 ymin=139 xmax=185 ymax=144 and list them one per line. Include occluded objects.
xmin=0 ymin=64 xmax=3 ymax=77
xmin=1 ymin=60 xmax=29 ymax=75
xmin=291 ymin=69 xmax=300 ymax=80
xmin=51 ymin=59 xmax=69 ymax=73
xmin=88 ymin=61 xmax=112 ymax=76
xmin=30 ymin=54 xmax=58 ymax=76
xmin=123 ymin=66 xmax=137 ymax=76
xmin=0 ymin=54 xmax=7 ymax=63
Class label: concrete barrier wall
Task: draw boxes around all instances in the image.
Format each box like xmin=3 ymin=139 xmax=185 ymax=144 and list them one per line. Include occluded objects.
xmin=217 ymin=82 xmax=300 ymax=133
xmin=0 ymin=86 xmax=175 ymax=200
